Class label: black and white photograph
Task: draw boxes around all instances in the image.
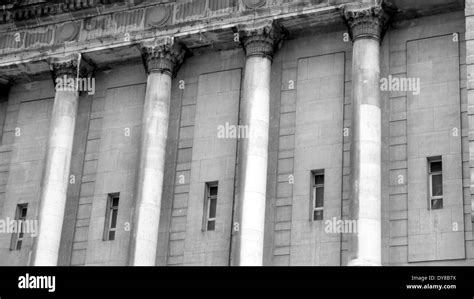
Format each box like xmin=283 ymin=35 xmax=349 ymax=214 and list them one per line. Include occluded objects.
xmin=0 ymin=0 xmax=473 ymax=297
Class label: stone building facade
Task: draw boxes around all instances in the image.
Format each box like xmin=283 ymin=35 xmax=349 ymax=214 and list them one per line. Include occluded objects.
xmin=0 ymin=0 xmax=472 ymax=266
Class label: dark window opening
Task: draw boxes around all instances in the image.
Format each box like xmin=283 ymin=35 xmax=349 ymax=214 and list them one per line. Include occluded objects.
xmin=10 ymin=204 xmax=27 ymax=251
xmin=204 ymin=182 xmax=218 ymax=231
xmin=104 ymin=193 xmax=120 ymax=241
xmin=428 ymin=158 xmax=443 ymax=210
xmin=311 ymin=170 xmax=325 ymax=221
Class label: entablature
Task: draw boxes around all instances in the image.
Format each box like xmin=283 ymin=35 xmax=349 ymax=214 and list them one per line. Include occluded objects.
xmin=0 ymin=0 xmax=464 ymax=84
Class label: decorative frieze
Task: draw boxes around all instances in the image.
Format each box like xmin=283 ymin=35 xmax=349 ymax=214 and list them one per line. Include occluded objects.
xmin=140 ymin=38 xmax=186 ymax=76
xmin=237 ymin=19 xmax=285 ymax=60
xmin=341 ymin=1 xmax=397 ymax=42
xmin=0 ymin=0 xmax=128 ymax=25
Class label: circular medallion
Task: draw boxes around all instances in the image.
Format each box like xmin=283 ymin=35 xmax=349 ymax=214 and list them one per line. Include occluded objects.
xmin=145 ymin=6 xmax=171 ymax=28
xmin=55 ymin=22 xmax=79 ymax=43
xmin=242 ymin=0 xmax=266 ymax=9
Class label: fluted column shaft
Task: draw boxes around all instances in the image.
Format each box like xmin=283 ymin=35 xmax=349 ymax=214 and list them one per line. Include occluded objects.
xmin=232 ymin=20 xmax=283 ymax=266
xmin=32 ymin=54 xmax=94 ymax=266
xmin=342 ymin=1 xmax=396 ymax=266
xmin=128 ymin=38 xmax=185 ymax=266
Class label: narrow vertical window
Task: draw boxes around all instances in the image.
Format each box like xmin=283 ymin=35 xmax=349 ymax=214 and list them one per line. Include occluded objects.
xmin=311 ymin=170 xmax=324 ymax=221
xmin=204 ymin=182 xmax=218 ymax=231
xmin=428 ymin=158 xmax=443 ymax=210
xmin=10 ymin=204 xmax=28 ymax=250
xmin=104 ymin=193 xmax=120 ymax=241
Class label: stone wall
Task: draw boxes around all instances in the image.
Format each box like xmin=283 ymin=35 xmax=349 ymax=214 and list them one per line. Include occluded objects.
xmin=0 ymin=9 xmax=472 ymax=266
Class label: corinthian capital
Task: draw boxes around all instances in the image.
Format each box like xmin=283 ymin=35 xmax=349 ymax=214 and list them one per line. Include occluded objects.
xmin=49 ymin=53 xmax=95 ymax=91
xmin=237 ymin=19 xmax=285 ymax=60
xmin=341 ymin=1 xmax=397 ymax=42
xmin=140 ymin=37 xmax=187 ymax=76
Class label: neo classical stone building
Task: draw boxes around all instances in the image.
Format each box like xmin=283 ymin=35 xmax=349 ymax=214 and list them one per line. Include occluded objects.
xmin=0 ymin=0 xmax=472 ymax=266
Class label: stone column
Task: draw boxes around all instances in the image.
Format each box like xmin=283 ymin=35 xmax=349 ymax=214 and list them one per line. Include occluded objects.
xmin=342 ymin=1 xmax=396 ymax=266
xmin=232 ymin=20 xmax=283 ymax=266
xmin=31 ymin=53 xmax=94 ymax=266
xmin=128 ymin=38 xmax=185 ymax=266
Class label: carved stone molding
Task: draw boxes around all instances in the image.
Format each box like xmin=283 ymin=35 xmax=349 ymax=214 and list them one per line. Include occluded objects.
xmin=341 ymin=1 xmax=397 ymax=42
xmin=140 ymin=37 xmax=187 ymax=76
xmin=237 ymin=19 xmax=285 ymax=60
xmin=145 ymin=5 xmax=171 ymax=28
xmin=54 ymin=22 xmax=81 ymax=43
xmin=242 ymin=0 xmax=267 ymax=10
xmin=1 ymin=0 xmax=128 ymax=25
